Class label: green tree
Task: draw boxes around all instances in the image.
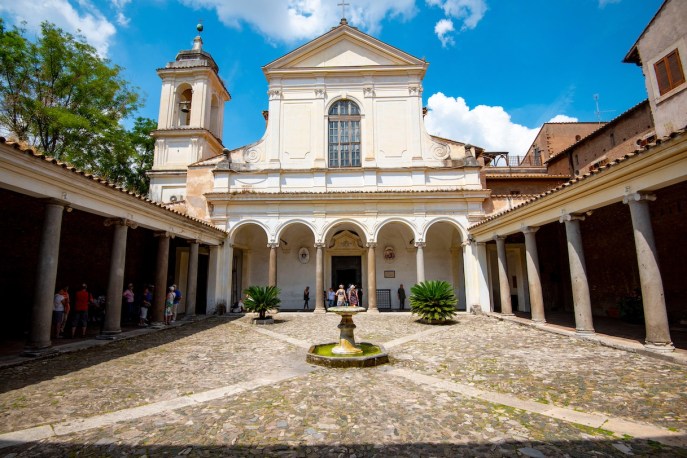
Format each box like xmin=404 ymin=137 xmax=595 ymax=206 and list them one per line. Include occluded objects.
xmin=0 ymin=19 xmax=153 ymax=194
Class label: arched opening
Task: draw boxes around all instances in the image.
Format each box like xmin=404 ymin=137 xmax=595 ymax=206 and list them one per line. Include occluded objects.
xmin=177 ymin=85 xmax=193 ymax=127
xmin=275 ymin=222 xmax=316 ymax=310
xmin=376 ymin=221 xmax=416 ymax=310
xmin=425 ymin=221 xmax=467 ymax=310
xmin=323 ymin=221 xmax=368 ymax=305
xmin=230 ymin=223 xmax=269 ymax=307
xmin=328 ymin=100 xmax=361 ymax=167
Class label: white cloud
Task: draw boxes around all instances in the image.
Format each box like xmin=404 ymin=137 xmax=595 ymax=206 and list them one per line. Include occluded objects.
xmin=434 ymin=18 xmax=455 ymax=47
xmin=426 ymin=0 xmax=487 ymax=47
xmin=424 ymin=92 xmax=578 ymax=155
xmin=548 ymin=114 xmax=578 ymax=123
xmin=0 ymin=0 xmax=116 ymax=56
xmin=178 ymin=0 xmax=417 ymax=44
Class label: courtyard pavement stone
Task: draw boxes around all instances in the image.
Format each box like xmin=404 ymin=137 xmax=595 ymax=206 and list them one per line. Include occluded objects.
xmin=0 ymin=313 xmax=685 ymax=457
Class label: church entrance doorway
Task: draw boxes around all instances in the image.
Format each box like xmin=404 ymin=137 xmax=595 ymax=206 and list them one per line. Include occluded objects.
xmin=331 ymin=256 xmax=361 ymax=290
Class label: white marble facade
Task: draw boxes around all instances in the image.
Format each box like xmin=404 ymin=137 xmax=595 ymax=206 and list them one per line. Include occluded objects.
xmin=151 ymin=21 xmax=490 ymax=310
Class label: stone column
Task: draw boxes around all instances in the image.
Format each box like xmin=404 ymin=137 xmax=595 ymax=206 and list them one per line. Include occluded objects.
xmin=415 ymin=242 xmax=426 ymax=283
xmin=152 ymin=232 xmax=172 ymax=327
xmin=25 ymin=200 xmax=66 ymax=352
xmin=560 ymin=214 xmax=594 ymax=334
xmin=367 ymin=242 xmax=379 ymax=313
xmin=623 ymin=192 xmax=674 ymax=351
xmin=494 ymin=235 xmax=514 ymax=316
xmin=314 ymin=243 xmax=326 ymax=313
xmin=523 ymin=226 xmax=546 ymax=323
xmin=268 ymin=243 xmax=278 ymax=287
xmin=102 ymin=219 xmax=135 ymax=336
xmin=185 ymin=240 xmax=200 ymax=318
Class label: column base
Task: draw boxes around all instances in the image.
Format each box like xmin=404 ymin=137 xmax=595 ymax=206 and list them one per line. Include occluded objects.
xmin=96 ymin=334 xmax=118 ymax=341
xmin=501 ymin=313 xmax=515 ymax=317
xmin=575 ymin=329 xmax=595 ymax=335
xmin=366 ymin=308 xmax=380 ymax=314
xmin=149 ymin=322 xmax=166 ymax=329
xmin=22 ymin=346 xmax=57 ymax=357
xmin=644 ymin=341 xmax=675 ymax=353
xmin=313 ymin=308 xmax=327 ymax=314
xmin=531 ymin=319 xmax=547 ymax=325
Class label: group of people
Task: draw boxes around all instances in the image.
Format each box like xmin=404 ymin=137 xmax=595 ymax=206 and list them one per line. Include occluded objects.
xmin=52 ymin=281 xmax=182 ymax=339
xmin=301 ymin=284 xmax=362 ymax=310
xmin=52 ymin=284 xmax=105 ymax=339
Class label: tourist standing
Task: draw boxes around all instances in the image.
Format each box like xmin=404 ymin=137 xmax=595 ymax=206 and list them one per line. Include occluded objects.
xmin=303 ymin=286 xmax=310 ymax=310
xmin=172 ymin=284 xmax=182 ymax=322
xmin=327 ymin=288 xmax=335 ymax=309
xmin=165 ymin=286 xmax=175 ymax=325
xmin=348 ymin=284 xmax=359 ymax=307
xmin=140 ymin=285 xmax=152 ymax=326
xmin=398 ymin=284 xmax=406 ymax=310
xmin=53 ymin=289 xmax=67 ymax=339
xmin=335 ymin=285 xmax=347 ymax=306
xmin=122 ymin=283 xmax=135 ymax=323
xmin=59 ymin=286 xmax=70 ymax=335
xmin=71 ymin=284 xmax=93 ymax=338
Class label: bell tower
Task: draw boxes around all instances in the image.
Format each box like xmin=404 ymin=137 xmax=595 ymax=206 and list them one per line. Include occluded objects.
xmin=148 ymin=23 xmax=231 ymax=204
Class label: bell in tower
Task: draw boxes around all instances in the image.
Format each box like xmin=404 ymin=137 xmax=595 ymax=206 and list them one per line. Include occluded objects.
xmin=148 ymin=23 xmax=231 ymax=205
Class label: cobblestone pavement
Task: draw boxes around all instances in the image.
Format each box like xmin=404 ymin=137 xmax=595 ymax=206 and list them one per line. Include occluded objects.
xmin=0 ymin=313 xmax=685 ymax=457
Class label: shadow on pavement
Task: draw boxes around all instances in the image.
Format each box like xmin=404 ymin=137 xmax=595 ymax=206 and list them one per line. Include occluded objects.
xmin=1 ymin=437 xmax=685 ymax=457
xmin=0 ymin=316 xmax=238 ymax=394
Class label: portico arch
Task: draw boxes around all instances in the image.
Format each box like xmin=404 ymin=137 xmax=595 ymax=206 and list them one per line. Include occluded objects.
xmin=375 ymin=219 xmax=417 ymax=310
xmin=276 ymin=221 xmax=317 ymax=310
xmin=322 ymin=220 xmax=369 ymax=307
xmin=424 ymin=219 xmax=467 ymax=310
xmin=230 ymin=222 xmax=270 ymax=307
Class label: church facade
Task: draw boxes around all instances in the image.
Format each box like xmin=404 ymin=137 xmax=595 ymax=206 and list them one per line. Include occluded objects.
xmin=149 ymin=20 xmax=489 ymax=311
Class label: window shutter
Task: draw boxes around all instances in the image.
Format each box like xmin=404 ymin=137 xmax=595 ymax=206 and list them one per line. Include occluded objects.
xmin=655 ymin=59 xmax=671 ymax=95
xmin=668 ymin=50 xmax=685 ymax=87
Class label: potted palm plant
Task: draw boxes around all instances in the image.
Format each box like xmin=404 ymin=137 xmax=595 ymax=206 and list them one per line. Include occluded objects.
xmin=409 ymin=280 xmax=457 ymax=324
xmin=243 ymin=285 xmax=281 ymax=324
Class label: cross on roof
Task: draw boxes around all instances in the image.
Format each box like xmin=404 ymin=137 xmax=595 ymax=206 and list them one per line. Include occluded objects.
xmin=338 ymin=0 xmax=350 ymax=19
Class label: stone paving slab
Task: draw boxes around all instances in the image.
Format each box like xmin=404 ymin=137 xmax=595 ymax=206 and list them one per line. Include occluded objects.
xmin=0 ymin=317 xmax=301 ymax=434
xmin=0 ymin=313 xmax=685 ymax=457
xmin=392 ymin=315 xmax=687 ymax=431
xmin=2 ymin=368 xmax=685 ymax=457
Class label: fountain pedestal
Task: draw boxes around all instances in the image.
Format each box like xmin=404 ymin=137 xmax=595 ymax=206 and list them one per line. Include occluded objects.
xmin=306 ymin=306 xmax=389 ymax=368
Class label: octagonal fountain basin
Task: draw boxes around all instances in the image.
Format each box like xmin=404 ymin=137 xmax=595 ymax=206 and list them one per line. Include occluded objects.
xmin=306 ymin=342 xmax=389 ymax=368
xmin=306 ymin=306 xmax=389 ymax=368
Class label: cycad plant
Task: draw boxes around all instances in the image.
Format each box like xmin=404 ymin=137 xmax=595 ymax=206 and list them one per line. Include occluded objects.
xmin=243 ymin=285 xmax=281 ymax=320
xmin=409 ymin=280 xmax=457 ymax=323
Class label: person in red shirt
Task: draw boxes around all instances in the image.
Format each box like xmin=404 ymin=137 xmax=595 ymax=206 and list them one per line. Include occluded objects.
xmin=71 ymin=284 xmax=93 ymax=338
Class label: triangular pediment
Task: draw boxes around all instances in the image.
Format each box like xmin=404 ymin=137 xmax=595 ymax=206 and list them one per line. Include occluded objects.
xmin=264 ymin=23 xmax=426 ymax=72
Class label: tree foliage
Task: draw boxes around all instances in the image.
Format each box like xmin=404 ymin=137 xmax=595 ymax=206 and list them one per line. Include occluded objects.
xmin=409 ymin=280 xmax=457 ymax=323
xmin=0 ymin=19 xmax=154 ymax=194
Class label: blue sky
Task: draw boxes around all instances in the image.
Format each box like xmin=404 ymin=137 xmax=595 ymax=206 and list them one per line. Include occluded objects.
xmin=0 ymin=0 xmax=663 ymax=155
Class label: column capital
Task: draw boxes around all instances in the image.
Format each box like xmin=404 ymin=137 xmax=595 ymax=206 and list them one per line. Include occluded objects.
xmin=42 ymin=197 xmax=70 ymax=208
xmin=267 ymin=242 xmax=279 ymax=249
xmin=187 ymin=239 xmax=201 ymax=245
xmin=366 ymin=242 xmax=378 ymax=248
xmin=314 ymin=242 xmax=326 ymax=249
xmin=521 ymin=226 xmax=539 ymax=235
xmin=154 ymin=231 xmax=174 ymax=239
xmin=414 ymin=242 xmax=426 ymax=248
xmin=104 ymin=218 xmax=138 ymax=229
xmin=559 ymin=213 xmax=586 ymax=223
xmin=493 ymin=235 xmax=507 ymax=242
xmin=460 ymin=236 xmax=475 ymax=248
xmin=623 ymin=192 xmax=656 ymax=204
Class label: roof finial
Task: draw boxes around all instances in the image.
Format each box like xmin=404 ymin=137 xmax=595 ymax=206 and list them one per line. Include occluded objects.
xmin=338 ymin=0 xmax=350 ymax=24
xmin=192 ymin=19 xmax=204 ymax=51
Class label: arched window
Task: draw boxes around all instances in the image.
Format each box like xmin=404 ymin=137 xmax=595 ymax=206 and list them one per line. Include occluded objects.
xmin=177 ymin=86 xmax=193 ymax=127
xmin=328 ymin=100 xmax=361 ymax=167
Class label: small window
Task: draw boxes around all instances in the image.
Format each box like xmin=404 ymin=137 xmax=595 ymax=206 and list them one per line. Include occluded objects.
xmin=654 ymin=49 xmax=685 ymax=95
xmin=575 ymin=135 xmax=581 ymax=142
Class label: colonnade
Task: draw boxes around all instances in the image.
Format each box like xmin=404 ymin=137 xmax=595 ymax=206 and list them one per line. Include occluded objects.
xmin=490 ymin=192 xmax=674 ymax=352
xmin=261 ymin=238 xmax=438 ymax=314
xmin=24 ymin=199 xmax=210 ymax=353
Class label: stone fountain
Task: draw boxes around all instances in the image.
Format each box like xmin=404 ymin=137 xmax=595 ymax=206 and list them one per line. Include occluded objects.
xmin=306 ymin=306 xmax=389 ymax=368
